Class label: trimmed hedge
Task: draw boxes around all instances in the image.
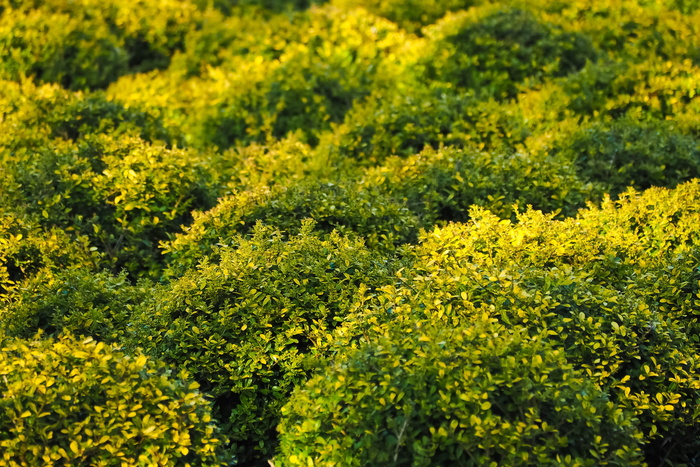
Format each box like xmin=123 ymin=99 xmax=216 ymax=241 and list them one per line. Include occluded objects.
xmin=161 ymin=180 xmax=419 ymax=278
xmin=2 ymin=134 xmax=219 ymax=278
xmin=0 ymin=0 xmax=200 ymax=89
xmin=0 ymin=213 xmax=95 ymax=302
xmin=0 ymin=334 xmax=225 ymax=466
xmin=421 ymin=7 xmax=597 ymax=99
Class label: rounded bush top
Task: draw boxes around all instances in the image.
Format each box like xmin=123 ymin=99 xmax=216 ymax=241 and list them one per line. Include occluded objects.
xmin=0 ymin=334 xmax=226 ymax=466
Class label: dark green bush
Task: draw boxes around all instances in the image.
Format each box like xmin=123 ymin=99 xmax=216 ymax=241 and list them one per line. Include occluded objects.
xmin=562 ymin=118 xmax=700 ymax=198
xmin=323 ymin=84 xmax=529 ymax=164
xmin=162 ymin=180 xmax=419 ymax=278
xmin=526 ymin=0 xmax=700 ymax=62
xmin=0 ymin=334 xmax=226 ymax=466
xmin=332 ymin=0 xmax=481 ymax=33
xmin=192 ymin=0 xmax=323 ymax=15
xmin=1 ymin=269 xmax=151 ymax=344
xmin=278 ymin=318 xmax=643 ymax=466
xmin=562 ymin=59 xmax=700 ymax=120
xmin=362 ymin=145 xmax=589 ymax=223
xmin=422 ymin=7 xmax=597 ymax=99
xmin=130 ymin=222 xmax=397 ymax=464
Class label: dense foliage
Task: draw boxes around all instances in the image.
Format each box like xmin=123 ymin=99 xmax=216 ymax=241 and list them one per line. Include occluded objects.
xmin=1 ymin=0 xmax=700 ymax=465
xmin=0 ymin=335 xmax=225 ymax=465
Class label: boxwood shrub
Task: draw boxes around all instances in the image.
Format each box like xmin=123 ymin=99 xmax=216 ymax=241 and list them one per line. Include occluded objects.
xmin=0 ymin=213 xmax=95 ymax=302
xmin=0 ymin=80 xmax=175 ymax=148
xmin=158 ymin=6 xmax=407 ymax=150
xmin=277 ymin=318 xmax=643 ymax=466
xmin=1 ymin=269 xmax=152 ymax=344
xmin=323 ymin=84 xmax=529 ymax=165
xmin=373 ymin=180 xmax=700 ymax=465
xmin=2 ymin=134 xmax=219 ymax=279
xmin=162 ymin=179 xmax=419 ymax=278
xmin=0 ymin=334 xmax=225 ymax=466
xmin=362 ymin=145 xmax=589 ymax=223
xmin=561 ymin=118 xmax=700 ymax=199
xmin=0 ymin=0 xmax=200 ymax=89
xmin=130 ymin=222 xmax=398 ymax=464
xmin=421 ymin=7 xmax=597 ymax=99
xmin=331 ymin=0 xmax=481 ymax=33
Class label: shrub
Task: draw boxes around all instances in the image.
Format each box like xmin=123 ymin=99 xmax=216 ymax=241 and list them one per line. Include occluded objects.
xmin=0 ymin=334 xmax=226 ymax=466
xmin=192 ymin=0 xmax=323 ymax=15
xmin=2 ymin=135 xmax=219 ymax=279
xmin=0 ymin=213 xmax=95 ymax=302
xmin=562 ymin=59 xmax=700 ymax=121
xmin=0 ymin=0 xmax=200 ymax=89
xmin=322 ymin=84 xmax=529 ymax=164
xmin=277 ymin=318 xmax=644 ymax=466
xmin=130 ymin=222 xmax=397 ymax=464
xmin=362 ymin=145 xmax=589 ymax=223
xmin=191 ymin=6 xmax=406 ymax=149
xmin=0 ymin=80 xmax=174 ymax=147
xmin=376 ymin=181 xmax=700 ymax=465
xmin=561 ymin=118 xmax=700 ymax=198
xmin=421 ymin=7 xmax=597 ymax=99
xmin=162 ymin=180 xmax=419 ymax=278
xmin=1 ymin=269 xmax=152 ymax=344
xmin=527 ymin=0 xmax=700 ymax=62
xmin=0 ymin=7 xmax=128 ymax=90
xmin=331 ymin=0 xmax=481 ymax=33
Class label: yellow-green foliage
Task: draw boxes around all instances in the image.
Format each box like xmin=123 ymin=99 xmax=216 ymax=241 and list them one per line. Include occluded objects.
xmin=337 ymin=180 xmax=700 ymax=465
xmin=2 ymin=133 xmax=219 ymax=278
xmin=522 ymin=0 xmax=700 ymax=62
xmin=556 ymin=117 xmax=700 ymax=198
xmin=161 ymin=180 xmax=419 ymax=278
xmin=0 ymin=0 xmax=200 ymax=89
xmin=362 ymin=145 xmax=587 ymax=221
xmin=278 ymin=318 xmax=644 ymax=466
xmin=108 ymin=5 xmax=407 ymax=149
xmin=0 ymin=213 xmax=95 ymax=302
xmin=129 ymin=222 xmax=398 ymax=464
xmin=2 ymin=0 xmax=700 ymax=465
xmin=0 ymin=334 xmax=225 ymax=466
xmin=322 ymin=84 xmax=529 ymax=164
xmin=331 ymin=0 xmax=480 ymax=32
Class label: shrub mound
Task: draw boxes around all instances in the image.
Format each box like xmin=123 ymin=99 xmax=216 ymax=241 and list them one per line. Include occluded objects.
xmin=0 ymin=334 xmax=225 ymax=466
xmin=130 ymin=222 xmax=397 ymax=464
xmin=351 ymin=180 xmax=700 ymax=465
xmin=278 ymin=318 xmax=643 ymax=466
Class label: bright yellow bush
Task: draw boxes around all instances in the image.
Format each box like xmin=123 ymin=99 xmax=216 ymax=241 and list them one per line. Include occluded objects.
xmin=0 ymin=334 xmax=226 ymax=466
